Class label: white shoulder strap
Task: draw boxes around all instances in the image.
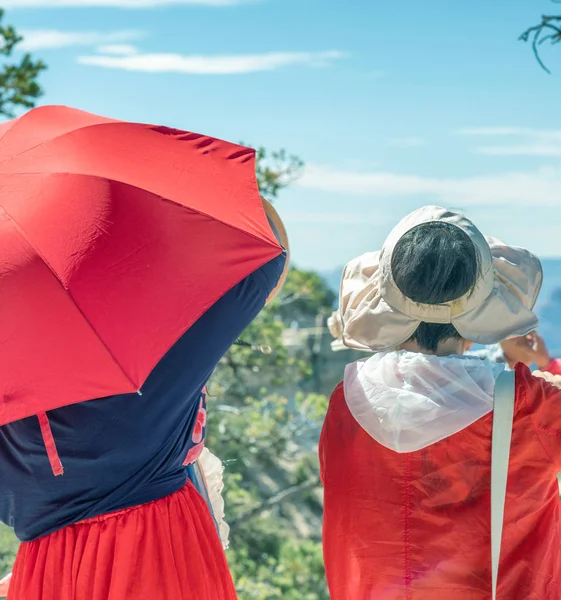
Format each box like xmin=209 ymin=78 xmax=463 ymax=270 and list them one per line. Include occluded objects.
xmin=491 ymin=369 xmax=516 ymax=600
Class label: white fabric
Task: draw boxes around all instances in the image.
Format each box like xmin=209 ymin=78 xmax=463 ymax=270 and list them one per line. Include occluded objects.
xmin=197 ymin=447 xmax=230 ymax=550
xmin=491 ymin=369 xmax=515 ymax=600
xmin=338 ymin=206 xmax=543 ymax=353
xmin=0 ymin=573 xmax=10 ymax=598
xmin=328 ymin=311 xmax=355 ymax=352
xmin=344 ymin=351 xmax=504 ymax=453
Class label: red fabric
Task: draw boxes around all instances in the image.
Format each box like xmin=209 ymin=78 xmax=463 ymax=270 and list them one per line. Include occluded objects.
xmin=183 ymin=396 xmax=206 ymax=466
xmin=320 ymin=364 xmax=561 ymax=600
xmin=0 ymin=105 xmax=281 ymax=426
xmin=7 ymin=482 xmax=238 ymax=600
xmin=36 ymin=413 xmax=63 ymax=476
xmin=544 ymin=358 xmax=561 ymax=376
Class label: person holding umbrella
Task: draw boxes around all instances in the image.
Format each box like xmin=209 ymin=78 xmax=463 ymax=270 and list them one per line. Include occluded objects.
xmin=0 ymin=106 xmax=288 ymax=600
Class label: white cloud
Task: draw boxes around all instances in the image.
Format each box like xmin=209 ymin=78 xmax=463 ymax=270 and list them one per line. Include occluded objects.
xmin=458 ymin=127 xmax=534 ymax=137
xmin=20 ymin=29 xmax=144 ymax=50
xmin=281 ymin=211 xmax=364 ymax=224
xmin=457 ymin=127 xmax=561 ymax=157
xmin=458 ymin=127 xmax=561 ymax=138
xmin=97 ymin=44 xmax=139 ymax=56
xmin=78 ymin=50 xmax=345 ymax=74
xmin=5 ymin=0 xmax=239 ymax=7
xmin=477 ymin=145 xmax=561 ymax=158
xmin=298 ymin=164 xmax=561 ymax=207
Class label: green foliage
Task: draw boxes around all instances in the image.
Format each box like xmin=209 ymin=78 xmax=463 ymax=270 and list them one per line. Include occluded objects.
xmin=230 ymin=538 xmax=328 ymax=600
xmin=0 ymin=9 xmax=46 ymax=117
xmin=207 ymin=268 xmax=332 ymax=599
xmin=274 ymin=268 xmax=336 ymax=324
xmin=211 ymin=266 xmax=335 ymax=401
xmin=205 ymin=148 xmax=334 ymax=598
xmin=207 ymin=386 xmax=329 ymax=599
xmin=253 ymin=147 xmax=303 ymax=202
xmin=0 ymin=524 xmax=17 ymax=577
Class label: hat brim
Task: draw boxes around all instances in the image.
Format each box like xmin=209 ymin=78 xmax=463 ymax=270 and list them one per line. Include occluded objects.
xmin=337 ymin=208 xmax=543 ymax=352
xmin=262 ymin=198 xmax=290 ymax=305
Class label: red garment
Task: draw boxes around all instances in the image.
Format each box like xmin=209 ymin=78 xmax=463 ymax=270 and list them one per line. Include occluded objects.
xmin=544 ymin=358 xmax=561 ymax=376
xmin=8 ymin=483 xmax=237 ymax=600
xmin=320 ymin=364 xmax=561 ymax=599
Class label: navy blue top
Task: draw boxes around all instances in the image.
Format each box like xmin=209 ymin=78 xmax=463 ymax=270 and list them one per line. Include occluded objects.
xmin=0 ymin=254 xmax=285 ymax=542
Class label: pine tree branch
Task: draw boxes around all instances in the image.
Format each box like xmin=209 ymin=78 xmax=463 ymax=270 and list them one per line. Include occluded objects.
xmin=230 ymin=476 xmax=321 ymax=526
xmin=520 ymin=13 xmax=561 ymax=73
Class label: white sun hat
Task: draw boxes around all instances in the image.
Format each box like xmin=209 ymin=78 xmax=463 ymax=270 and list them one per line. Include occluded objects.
xmin=262 ymin=197 xmax=289 ymax=305
xmin=337 ymin=206 xmax=542 ymax=353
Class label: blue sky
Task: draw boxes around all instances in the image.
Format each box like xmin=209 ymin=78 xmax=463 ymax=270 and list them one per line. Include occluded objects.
xmin=6 ymin=0 xmax=561 ymax=270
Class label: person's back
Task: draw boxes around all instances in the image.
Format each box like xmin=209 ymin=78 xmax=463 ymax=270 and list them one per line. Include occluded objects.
xmin=321 ymin=206 xmax=561 ymax=599
xmin=321 ymin=355 xmax=561 ymax=599
xmin=0 ymin=197 xmax=288 ymax=600
xmin=0 ymin=253 xmax=286 ymax=600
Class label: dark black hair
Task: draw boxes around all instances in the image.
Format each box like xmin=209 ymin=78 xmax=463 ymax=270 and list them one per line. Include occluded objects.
xmin=391 ymin=221 xmax=480 ymax=353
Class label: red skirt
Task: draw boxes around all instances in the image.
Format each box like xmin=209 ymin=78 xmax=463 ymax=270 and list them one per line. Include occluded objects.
xmin=8 ymin=482 xmax=238 ymax=600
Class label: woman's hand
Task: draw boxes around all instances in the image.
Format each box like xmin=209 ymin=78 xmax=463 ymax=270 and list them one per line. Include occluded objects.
xmin=501 ymin=332 xmax=551 ymax=369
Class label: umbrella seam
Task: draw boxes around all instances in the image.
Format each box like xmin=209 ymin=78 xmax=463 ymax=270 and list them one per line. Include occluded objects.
xmin=0 ymin=117 xmax=279 ymax=249
xmin=0 ymin=171 xmax=281 ymax=251
xmin=0 ymin=113 xmax=279 ymax=247
xmin=0 ymin=119 xmax=119 ymax=163
xmin=0 ymin=205 xmax=140 ymax=392
xmin=0 ymin=120 xmax=249 ymax=169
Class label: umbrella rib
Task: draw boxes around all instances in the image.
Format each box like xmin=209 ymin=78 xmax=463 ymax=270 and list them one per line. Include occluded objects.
xmin=158 ymin=195 xmax=282 ymax=249
xmin=0 ymin=205 xmax=140 ymax=393
xmin=0 ymin=120 xmax=279 ymax=249
xmin=0 ymin=120 xmax=119 ymax=165
xmin=0 ymin=171 xmax=282 ymax=251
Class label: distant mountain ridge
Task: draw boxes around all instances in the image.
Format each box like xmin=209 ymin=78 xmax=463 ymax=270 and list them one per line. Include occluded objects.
xmin=320 ymin=258 xmax=561 ymax=357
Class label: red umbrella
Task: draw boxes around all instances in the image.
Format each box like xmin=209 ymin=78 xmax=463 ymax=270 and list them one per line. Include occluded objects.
xmin=0 ymin=105 xmax=282 ymax=428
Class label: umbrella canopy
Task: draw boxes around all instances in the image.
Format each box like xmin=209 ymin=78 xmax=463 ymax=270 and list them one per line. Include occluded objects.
xmin=0 ymin=105 xmax=282 ymax=426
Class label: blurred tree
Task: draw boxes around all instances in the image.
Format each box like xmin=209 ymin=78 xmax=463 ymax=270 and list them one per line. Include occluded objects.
xmin=0 ymin=525 xmax=17 ymax=578
xmin=520 ymin=1 xmax=561 ymax=72
xmin=0 ymin=9 xmax=46 ymax=117
xmin=275 ymin=268 xmax=336 ymax=325
xmin=253 ymin=147 xmax=304 ymax=202
xmin=205 ymin=145 xmax=332 ymax=599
